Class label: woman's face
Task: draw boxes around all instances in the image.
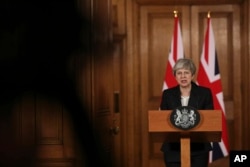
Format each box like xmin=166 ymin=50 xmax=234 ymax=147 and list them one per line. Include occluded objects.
xmin=175 ymin=68 xmax=194 ymax=88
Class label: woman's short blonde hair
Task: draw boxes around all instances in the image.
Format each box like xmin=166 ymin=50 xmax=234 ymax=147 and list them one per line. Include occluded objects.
xmin=173 ymin=58 xmax=196 ymax=76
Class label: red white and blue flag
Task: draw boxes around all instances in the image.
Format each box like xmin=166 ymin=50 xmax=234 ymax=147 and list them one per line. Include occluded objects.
xmin=162 ymin=13 xmax=184 ymax=91
xmin=196 ymin=15 xmax=229 ymax=162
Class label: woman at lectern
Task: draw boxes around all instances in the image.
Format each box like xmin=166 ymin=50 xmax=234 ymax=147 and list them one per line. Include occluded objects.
xmin=160 ymin=58 xmax=214 ymax=167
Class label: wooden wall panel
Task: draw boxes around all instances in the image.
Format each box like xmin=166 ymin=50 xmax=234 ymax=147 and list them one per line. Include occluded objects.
xmin=139 ymin=5 xmax=190 ymax=167
xmin=241 ymin=0 xmax=250 ymax=150
xmin=191 ymin=5 xmax=241 ymax=149
xmin=140 ymin=6 xmax=190 ymax=110
xmin=34 ymin=96 xmax=75 ymax=162
xmin=112 ymin=0 xmax=126 ymax=34
xmin=36 ymin=96 xmax=63 ymax=145
xmin=92 ymin=0 xmax=113 ymax=115
xmin=36 ymin=158 xmax=75 ymax=167
xmin=136 ymin=0 xmax=243 ymax=5
xmin=91 ymin=0 xmax=117 ymax=166
xmin=5 ymin=94 xmax=77 ymax=167
xmin=17 ymin=93 xmax=36 ymax=146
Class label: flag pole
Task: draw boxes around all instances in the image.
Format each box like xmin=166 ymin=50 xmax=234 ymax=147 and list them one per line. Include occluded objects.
xmin=174 ymin=10 xmax=178 ymax=18
xmin=207 ymin=11 xmax=210 ymax=18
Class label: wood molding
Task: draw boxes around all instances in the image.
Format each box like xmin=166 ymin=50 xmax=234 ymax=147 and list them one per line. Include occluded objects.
xmin=36 ymin=158 xmax=75 ymax=167
xmin=36 ymin=96 xmax=63 ymax=145
xmin=136 ymin=0 xmax=244 ymax=5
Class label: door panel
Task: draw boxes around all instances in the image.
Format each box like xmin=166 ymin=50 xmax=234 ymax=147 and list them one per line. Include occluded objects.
xmin=92 ymin=0 xmax=113 ymax=163
xmin=7 ymin=93 xmax=76 ymax=167
xmin=92 ymin=0 xmax=123 ymax=167
xmin=191 ymin=5 xmax=241 ymax=150
xmin=140 ymin=6 xmax=190 ymax=167
xmin=111 ymin=34 xmax=125 ymax=167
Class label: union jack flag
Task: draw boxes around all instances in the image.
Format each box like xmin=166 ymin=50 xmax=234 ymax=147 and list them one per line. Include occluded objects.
xmin=162 ymin=12 xmax=184 ymax=91
xmin=196 ymin=14 xmax=229 ymax=162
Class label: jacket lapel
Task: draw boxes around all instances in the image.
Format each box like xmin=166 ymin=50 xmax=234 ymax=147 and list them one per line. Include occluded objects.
xmin=172 ymin=86 xmax=182 ymax=107
xmin=188 ymin=83 xmax=199 ymax=109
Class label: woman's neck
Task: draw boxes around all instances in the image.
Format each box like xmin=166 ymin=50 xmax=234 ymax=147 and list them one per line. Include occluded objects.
xmin=180 ymin=85 xmax=191 ymax=97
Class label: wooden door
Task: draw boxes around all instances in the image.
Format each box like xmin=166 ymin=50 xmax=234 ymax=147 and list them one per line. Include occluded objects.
xmin=91 ymin=0 xmax=123 ymax=167
xmin=139 ymin=6 xmax=190 ymax=167
xmin=10 ymin=94 xmax=79 ymax=167
xmin=139 ymin=4 xmax=241 ymax=167
xmin=190 ymin=5 xmax=241 ymax=151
